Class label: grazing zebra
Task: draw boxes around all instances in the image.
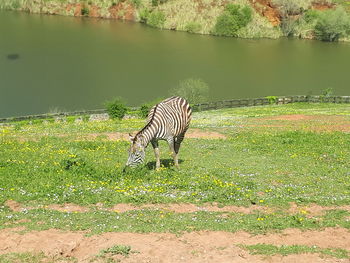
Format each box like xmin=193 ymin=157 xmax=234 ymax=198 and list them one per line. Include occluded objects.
xmin=125 ymin=96 xmax=192 ymax=169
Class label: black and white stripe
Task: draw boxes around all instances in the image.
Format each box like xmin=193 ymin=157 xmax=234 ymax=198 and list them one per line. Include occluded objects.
xmin=126 ymin=96 xmax=192 ymax=168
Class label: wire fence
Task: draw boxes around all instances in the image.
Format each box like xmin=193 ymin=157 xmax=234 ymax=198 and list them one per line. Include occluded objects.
xmin=1 ymin=95 xmax=350 ymax=123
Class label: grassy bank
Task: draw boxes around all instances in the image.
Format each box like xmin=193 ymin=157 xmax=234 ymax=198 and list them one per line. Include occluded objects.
xmin=1 ymin=0 xmax=350 ymax=41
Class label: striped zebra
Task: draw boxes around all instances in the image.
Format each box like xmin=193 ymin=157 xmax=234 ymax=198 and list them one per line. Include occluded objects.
xmin=125 ymin=96 xmax=192 ymax=169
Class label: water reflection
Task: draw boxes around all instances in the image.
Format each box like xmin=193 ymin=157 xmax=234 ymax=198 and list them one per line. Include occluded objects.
xmin=0 ymin=11 xmax=349 ymax=117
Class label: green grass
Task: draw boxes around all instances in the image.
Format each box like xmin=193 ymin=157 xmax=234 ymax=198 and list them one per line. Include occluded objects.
xmin=240 ymin=243 xmax=349 ymax=259
xmin=99 ymin=245 xmax=133 ymax=256
xmin=0 ymin=252 xmax=76 ymax=263
xmin=1 ymin=103 xmax=350 ymax=235
xmin=1 ymin=103 xmax=350 ymax=207
xmin=1 ymin=207 xmax=350 ymax=234
xmin=1 ymin=131 xmax=350 ymax=206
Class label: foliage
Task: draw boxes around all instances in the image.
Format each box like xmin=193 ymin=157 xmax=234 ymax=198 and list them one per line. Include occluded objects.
xmin=265 ymin=96 xmax=278 ymax=104
xmin=152 ymin=0 xmax=168 ymax=6
xmin=130 ymin=0 xmax=141 ymax=8
xmin=139 ymin=98 xmax=164 ymax=119
xmin=320 ymin=87 xmax=334 ymax=102
xmin=81 ymin=6 xmax=89 ymax=16
xmin=146 ymin=11 xmax=166 ymax=28
xmin=138 ymin=8 xmax=150 ymax=23
xmin=105 ymin=97 xmax=128 ymax=120
xmin=314 ymin=7 xmax=350 ymax=41
xmin=170 ymin=78 xmax=209 ymax=105
xmin=184 ymin=22 xmax=202 ymax=33
xmin=213 ymin=4 xmax=252 ymax=37
xmin=272 ymin=0 xmax=305 ymax=17
xmin=0 ymin=252 xmax=76 ymax=263
xmin=97 ymin=245 xmax=134 ymax=259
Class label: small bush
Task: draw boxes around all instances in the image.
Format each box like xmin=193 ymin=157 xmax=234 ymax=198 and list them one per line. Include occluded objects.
xmin=151 ymin=0 xmax=168 ymax=6
xmin=81 ymin=6 xmax=89 ymax=16
xmin=105 ymin=98 xmax=128 ymax=120
xmin=139 ymin=98 xmax=164 ymax=118
xmin=130 ymin=0 xmax=141 ymax=8
xmin=213 ymin=4 xmax=252 ymax=37
xmin=170 ymin=78 xmax=209 ymax=105
xmin=265 ymin=96 xmax=279 ymax=104
xmin=272 ymin=0 xmax=304 ymax=17
xmin=184 ymin=22 xmax=202 ymax=33
xmin=314 ymin=7 xmax=350 ymax=41
xmin=139 ymin=8 xmax=150 ymax=23
xmin=147 ymin=11 xmax=166 ymax=28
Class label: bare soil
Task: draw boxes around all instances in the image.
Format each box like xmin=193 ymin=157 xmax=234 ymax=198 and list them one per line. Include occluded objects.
xmin=249 ymin=115 xmax=350 ymax=132
xmin=5 ymin=200 xmax=350 ymax=216
xmin=0 ymin=228 xmax=349 ymax=262
xmin=249 ymin=0 xmax=281 ymax=26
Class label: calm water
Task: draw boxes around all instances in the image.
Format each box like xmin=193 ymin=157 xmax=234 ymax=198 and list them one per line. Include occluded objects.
xmin=1 ymin=11 xmax=350 ymax=117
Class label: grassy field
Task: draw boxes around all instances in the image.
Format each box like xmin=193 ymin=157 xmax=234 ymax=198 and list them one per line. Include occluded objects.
xmin=1 ymin=102 xmax=350 ymax=261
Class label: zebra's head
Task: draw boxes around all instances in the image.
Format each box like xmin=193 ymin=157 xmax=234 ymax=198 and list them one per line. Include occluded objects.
xmin=125 ymin=133 xmax=146 ymax=168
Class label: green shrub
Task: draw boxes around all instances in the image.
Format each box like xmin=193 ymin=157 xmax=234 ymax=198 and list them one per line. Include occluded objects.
xmin=320 ymin=87 xmax=334 ymax=102
xmin=213 ymin=4 xmax=252 ymax=37
xmin=105 ymin=98 xmax=128 ymax=120
xmin=272 ymin=0 xmax=304 ymax=17
xmin=81 ymin=6 xmax=89 ymax=16
xmin=139 ymin=8 xmax=150 ymax=23
xmin=130 ymin=0 xmax=141 ymax=8
xmin=147 ymin=11 xmax=166 ymax=28
xmin=314 ymin=7 xmax=350 ymax=41
xmin=265 ymin=96 xmax=279 ymax=104
xmin=184 ymin=22 xmax=202 ymax=33
xmin=151 ymin=0 xmax=168 ymax=6
xmin=139 ymin=98 xmax=164 ymax=118
xmin=170 ymin=78 xmax=209 ymax=105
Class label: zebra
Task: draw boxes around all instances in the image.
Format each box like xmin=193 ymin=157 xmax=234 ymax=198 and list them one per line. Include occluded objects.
xmin=125 ymin=96 xmax=192 ymax=169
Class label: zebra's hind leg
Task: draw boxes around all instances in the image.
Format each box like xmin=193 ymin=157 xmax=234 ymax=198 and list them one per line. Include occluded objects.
xmin=151 ymin=139 xmax=161 ymax=169
xmin=167 ymin=137 xmax=179 ymax=168
xmin=173 ymin=132 xmax=186 ymax=167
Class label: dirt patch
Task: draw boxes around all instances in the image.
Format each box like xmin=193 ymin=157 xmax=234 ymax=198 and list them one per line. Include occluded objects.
xmin=109 ymin=2 xmax=135 ymax=21
xmin=47 ymin=204 xmax=90 ymax=213
xmin=312 ymin=1 xmax=335 ymax=11
xmin=249 ymin=0 xmax=281 ymax=26
xmin=66 ymin=3 xmax=82 ymax=16
xmin=262 ymin=114 xmax=317 ymax=121
xmin=89 ymin=5 xmax=101 ymax=18
xmin=248 ymin=115 xmax=350 ymax=132
xmin=0 ymin=228 xmax=349 ymax=262
xmin=4 ymin=200 xmax=23 ymax=212
xmin=6 ymin=200 xmax=350 ymax=216
xmin=288 ymin=202 xmax=350 ymax=216
xmin=185 ymin=129 xmax=227 ymax=139
xmin=5 ymin=200 xmax=89 ymax=213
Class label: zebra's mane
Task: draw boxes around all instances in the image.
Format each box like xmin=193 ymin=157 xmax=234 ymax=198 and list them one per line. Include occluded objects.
xmin=133 ymin=102 xmax=160 ymax=142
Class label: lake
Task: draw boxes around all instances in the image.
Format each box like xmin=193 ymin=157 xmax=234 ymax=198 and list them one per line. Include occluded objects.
xmin=1 ymin=11 xmax=350 ymax=117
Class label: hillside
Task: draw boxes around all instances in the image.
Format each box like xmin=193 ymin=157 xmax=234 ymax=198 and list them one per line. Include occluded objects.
xmin=1 ymin=0 xmax=350 ymax=41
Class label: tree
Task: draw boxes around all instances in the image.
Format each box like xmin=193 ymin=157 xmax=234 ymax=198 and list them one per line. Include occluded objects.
xmin=170 ymin=78 xmax=209 ymax=105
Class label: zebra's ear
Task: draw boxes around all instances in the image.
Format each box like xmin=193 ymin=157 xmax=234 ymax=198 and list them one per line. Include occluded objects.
xmin=128 ymin=133 xmax=134 ymax=142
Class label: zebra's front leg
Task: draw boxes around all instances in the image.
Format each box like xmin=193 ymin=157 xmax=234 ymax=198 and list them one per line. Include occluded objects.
xmin=167 ymin=138 xmax=179 ymax=168
xmin=151 ymin=140 xmax=161 ymax=169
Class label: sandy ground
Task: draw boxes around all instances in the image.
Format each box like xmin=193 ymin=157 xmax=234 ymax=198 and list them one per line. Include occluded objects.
xmin=1 ymin=228 xmax=349 ymax=262
xmin=2 ymin=201 xmax=350 ymax=262
xmin=5 ymin=200 xmax=350 ymax=216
